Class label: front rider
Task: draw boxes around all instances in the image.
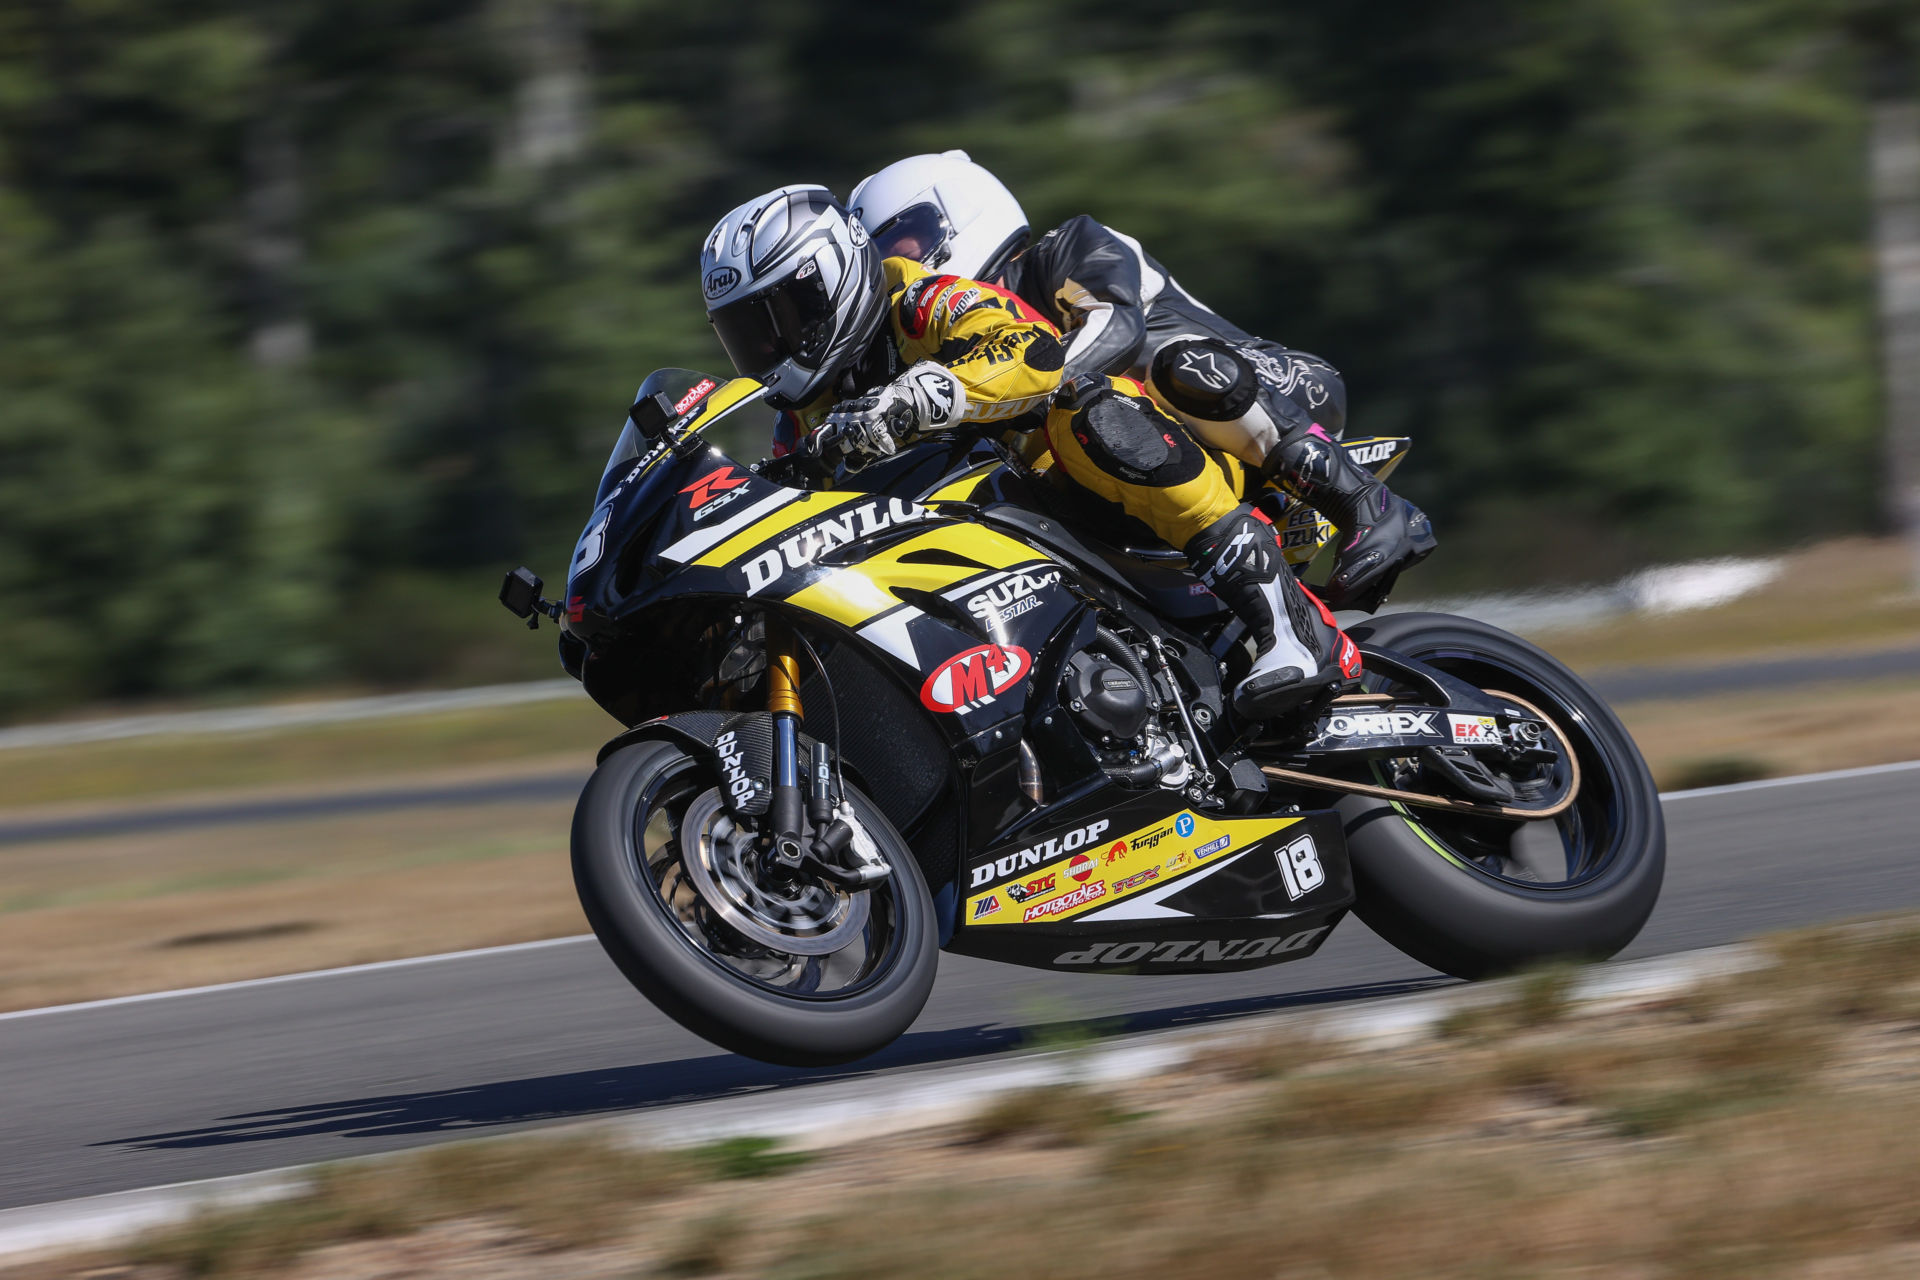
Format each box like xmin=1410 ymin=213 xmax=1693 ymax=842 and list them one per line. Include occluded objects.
xmin=701 ymin=185 xmax=1359 ymax=719
xmin=847 ymin=151 xmax=1436 ymax=612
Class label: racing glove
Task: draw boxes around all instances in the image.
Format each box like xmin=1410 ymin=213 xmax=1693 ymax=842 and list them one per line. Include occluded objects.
xmin=818 ymin=362 xmax=967 ymax=465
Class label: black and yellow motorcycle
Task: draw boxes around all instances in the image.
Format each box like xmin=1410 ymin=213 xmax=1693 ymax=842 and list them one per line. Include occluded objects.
xmin=501 ymin=369 xmax=1664 ymax=1066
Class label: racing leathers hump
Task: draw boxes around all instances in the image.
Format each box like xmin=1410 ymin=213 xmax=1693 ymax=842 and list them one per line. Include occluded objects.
xmin=1001 ymin=214 xmax=1346 ymax=436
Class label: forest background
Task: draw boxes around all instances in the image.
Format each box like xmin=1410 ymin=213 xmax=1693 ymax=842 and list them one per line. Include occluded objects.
xmin=0 ymin=0 xmax=1912 ymax=713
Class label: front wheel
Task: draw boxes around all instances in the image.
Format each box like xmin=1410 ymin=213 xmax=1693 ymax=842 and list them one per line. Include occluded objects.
xmin=572 ymin=739 xmax=938 ymax=1066
xmin=1336 ymin=612 xmax=1665 ymax=979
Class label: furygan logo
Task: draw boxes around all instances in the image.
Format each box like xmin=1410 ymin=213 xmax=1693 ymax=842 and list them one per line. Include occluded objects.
xmin=741 ymin=498 xmax=927 ymax=595
xmin=969 ymin=819 xmax=1112 ymax=889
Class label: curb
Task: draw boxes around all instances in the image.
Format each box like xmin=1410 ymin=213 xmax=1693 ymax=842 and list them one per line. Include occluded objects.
xmin=0 ymin=942 xmax=1769 ymax=1262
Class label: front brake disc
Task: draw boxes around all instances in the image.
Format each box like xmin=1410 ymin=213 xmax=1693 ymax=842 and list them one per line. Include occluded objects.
xmin=678 ymin=788 xmax=869 ymax=955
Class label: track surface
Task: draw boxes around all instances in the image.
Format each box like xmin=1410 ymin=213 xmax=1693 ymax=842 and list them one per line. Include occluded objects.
xmin=4 ymin=768 xmax=1916 ymax=1211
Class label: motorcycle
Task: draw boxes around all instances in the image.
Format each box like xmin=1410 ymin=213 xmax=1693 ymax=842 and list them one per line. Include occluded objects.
xmin=500 ymin=368 xmax=1664 ymax=1066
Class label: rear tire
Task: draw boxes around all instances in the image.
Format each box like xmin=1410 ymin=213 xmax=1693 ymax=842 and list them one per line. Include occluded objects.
xmin=1337 ymin=612 xmax=1664 ymax=979
xmin=573 ymin=739 xmax=938 ymax=1066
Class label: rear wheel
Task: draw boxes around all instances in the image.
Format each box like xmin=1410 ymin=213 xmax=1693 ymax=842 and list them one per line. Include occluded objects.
xmin=1336 ymin=612 xmax=1665 ymax=978
xmin=572 ymin=739 xmax=938 ymax=1065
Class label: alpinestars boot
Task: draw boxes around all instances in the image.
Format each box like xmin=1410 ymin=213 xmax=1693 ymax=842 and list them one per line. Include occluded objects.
xmin=1186 ymin=507 xmax=1360 ymax=721
xmin=1263 ymin=428 xmax=1437 ymax=612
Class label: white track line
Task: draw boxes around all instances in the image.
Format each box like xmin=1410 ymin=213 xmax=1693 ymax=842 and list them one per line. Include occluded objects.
xmin=0 ymin=936 xmax=593 ymax=1024
xmin=3 ymin=759 xmax=1913 ymax=1025
xmin=0 ymin=680 xmax=582 ymax=752
xmin=1656 ymin=756 xmax=1920 ymax=801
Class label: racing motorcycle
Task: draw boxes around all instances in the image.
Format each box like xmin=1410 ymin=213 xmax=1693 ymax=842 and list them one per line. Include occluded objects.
xmin=500 ymin=369 xmax=1664 ymax=1066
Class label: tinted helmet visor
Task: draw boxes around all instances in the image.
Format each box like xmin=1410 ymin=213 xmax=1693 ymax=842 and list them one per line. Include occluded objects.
xmin=709 ymin=268 xmax=835 ymax=379
xmin=869 ymin=202 xmax=952 ymax=269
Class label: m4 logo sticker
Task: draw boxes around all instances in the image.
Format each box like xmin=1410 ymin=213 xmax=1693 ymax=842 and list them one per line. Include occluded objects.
xmin=920 ymin=644 xmax=1031 ymax=714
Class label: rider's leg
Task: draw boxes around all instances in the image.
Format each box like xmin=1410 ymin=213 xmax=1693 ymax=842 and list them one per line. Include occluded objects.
xmin=1145 ymin=338 xmax=1436 ymax=612
xmin=1043 ymin=376 xmax=1357 ymax=719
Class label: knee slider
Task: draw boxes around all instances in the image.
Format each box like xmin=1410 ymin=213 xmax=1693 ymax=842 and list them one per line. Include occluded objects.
xmin=1148 ymin=339 xmax=1260 ymax=422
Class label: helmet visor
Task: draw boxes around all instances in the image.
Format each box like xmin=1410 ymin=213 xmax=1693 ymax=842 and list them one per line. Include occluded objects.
xmin=869 ymin=202 xmax=952 ymax=269
xmin=708 ymin=268 xmax=835 ymax=380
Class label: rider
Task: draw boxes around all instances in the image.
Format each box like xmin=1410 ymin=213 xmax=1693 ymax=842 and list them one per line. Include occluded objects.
xmin=847 ymin=151 xmax=1436 ymax=613
xmin=701 ymin=184 xmax=1358 ymax=719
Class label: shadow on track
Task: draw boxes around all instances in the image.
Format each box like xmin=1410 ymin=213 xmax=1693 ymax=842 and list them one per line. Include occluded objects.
xmin=101 ymin=974 xmax=1452 ymax=1151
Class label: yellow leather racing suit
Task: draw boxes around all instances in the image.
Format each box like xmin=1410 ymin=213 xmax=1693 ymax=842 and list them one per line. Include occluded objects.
xmin=777 ymin=257 xmax=1249 ymax=556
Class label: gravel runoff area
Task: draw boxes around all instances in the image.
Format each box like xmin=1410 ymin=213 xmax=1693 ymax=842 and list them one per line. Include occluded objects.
xmin=11 ymin=910 xmax=1920 ymax=1279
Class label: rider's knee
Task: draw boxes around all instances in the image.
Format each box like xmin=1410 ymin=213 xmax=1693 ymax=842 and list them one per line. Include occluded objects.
xmin=1147 ymin=339 xmax=1309 ymax=468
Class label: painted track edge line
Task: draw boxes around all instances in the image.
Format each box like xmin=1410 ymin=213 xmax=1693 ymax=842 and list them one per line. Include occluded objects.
xmin=1655 ymin=756 xmax=1920 ymax=801
xmin=0 ymin=935 xmax=594 ymax=1023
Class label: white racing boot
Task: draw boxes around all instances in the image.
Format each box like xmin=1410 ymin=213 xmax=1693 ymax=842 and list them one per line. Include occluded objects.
xmin=1186 ymin=506 xmax=1359 ymax=721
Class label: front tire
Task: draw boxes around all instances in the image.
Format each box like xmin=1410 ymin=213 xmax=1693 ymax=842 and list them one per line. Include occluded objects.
xmin=1337 ymin=612 xmax=1665 ymax=979
xmin=572 ymin=739 xmax=938 ymax=1066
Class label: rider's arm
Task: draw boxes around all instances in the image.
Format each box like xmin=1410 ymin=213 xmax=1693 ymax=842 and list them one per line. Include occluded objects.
xmin=888 ymin=258 xmax=1065 ymax=426
xmin=1028 ymin=215 xmax=1149 ymax=382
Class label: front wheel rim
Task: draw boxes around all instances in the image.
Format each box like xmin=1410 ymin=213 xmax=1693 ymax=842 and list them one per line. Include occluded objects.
xmin=624 ymin=760 xmax=905 ymax=1000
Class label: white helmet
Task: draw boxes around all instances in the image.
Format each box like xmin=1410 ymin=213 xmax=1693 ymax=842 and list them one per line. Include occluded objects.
xmin=701 ymin=185 xmax=886 ymax=410
xmin=849 ymin=151 xmax=1029 ymax=283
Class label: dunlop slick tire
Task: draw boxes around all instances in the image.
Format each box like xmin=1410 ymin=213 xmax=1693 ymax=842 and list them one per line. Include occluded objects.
xmin=573 ymin=740 xmax=938 ymax=1066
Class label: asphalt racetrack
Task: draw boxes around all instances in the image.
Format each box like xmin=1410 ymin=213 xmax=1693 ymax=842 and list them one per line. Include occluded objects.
xmin=4 ymin=765 xmax=1916 ymax=1212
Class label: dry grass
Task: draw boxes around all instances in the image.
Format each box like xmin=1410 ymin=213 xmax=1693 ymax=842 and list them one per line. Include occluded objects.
xmin=0 ymin=698 xmax=609 ymax=812
xmin=23 ymin=913 xmax=1920 ymax=1280
xmin=0 ymin=800 xmax=583 ymax=1011
xmin=1524 ymin=536 xmax=1920 ymax=671
xmin=1617 ymin=675 xmax=1920 ymax=789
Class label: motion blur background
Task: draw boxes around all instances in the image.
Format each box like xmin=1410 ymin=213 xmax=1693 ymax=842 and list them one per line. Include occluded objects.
xmin=0 ymin=0 xmax=1915 ymax=715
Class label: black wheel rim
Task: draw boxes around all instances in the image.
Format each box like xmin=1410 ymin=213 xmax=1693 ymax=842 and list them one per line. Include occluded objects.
xmin=623 ymin=757 xmax=906 ymax=999
xmin=1369 ymin=645 xmax=1631 ymax=892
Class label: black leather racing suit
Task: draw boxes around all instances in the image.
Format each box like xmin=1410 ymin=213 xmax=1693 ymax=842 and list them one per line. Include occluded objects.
xmin=996 ymin=214 xmax=1348 ymax=437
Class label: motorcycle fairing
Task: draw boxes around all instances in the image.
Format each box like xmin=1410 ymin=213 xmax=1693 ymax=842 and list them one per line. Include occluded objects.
xmin=948 ymin=786 xmax=1353 ymax=973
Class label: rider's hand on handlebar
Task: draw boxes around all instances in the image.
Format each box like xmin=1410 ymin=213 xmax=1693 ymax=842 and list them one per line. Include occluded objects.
xmin=813 ymin=362 xmax=968 ymax=471
xmin=816 ymin=389 xmax=913 ymax=469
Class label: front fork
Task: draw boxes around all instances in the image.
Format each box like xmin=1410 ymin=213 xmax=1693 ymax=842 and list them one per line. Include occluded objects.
xmin=763 ymin=615 xmax=871 ymax=884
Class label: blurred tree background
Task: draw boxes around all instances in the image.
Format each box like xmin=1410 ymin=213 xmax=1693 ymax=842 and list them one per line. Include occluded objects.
xmin=0 ymin=0 xmax=1904 ymax=713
